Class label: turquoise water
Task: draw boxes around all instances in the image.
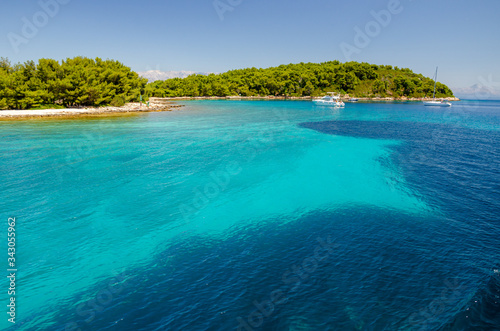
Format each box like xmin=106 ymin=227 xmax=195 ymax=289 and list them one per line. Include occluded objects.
xmin=1 ymin=100 xmax=499 ymax=330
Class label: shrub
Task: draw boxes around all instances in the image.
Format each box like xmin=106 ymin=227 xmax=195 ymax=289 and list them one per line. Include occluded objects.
xmin=110 ymin=96 xmax=125 ymax=107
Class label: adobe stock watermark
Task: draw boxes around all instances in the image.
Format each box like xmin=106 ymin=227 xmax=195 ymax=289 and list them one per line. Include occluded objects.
xmin=8 ymin=0 xmax=71 ymax=54
xmin=213 ymin=0 xmax=243 ymax=21
xmin=406 ymin=278 xmax=465 ymax=330
xmin=236 ymin=235 xmax=339 ymax=330
xmin=179 ymin=107 xmax=290 ymax=223
xmin=178 ymin=128 xmax=275 ymax=223
xmin=64 ymin=270 xmax=130 ymax=331
xmin=340 ymin=0 xmax=405 ymax=61
xmin=178 ymin=161 xmax=242 ymax=223
xmin=475 ymin=73 xmax=500 ymax=100
xmin=52 ymin=121 xmax=108 ymax=183
xmin=408 ymin=72 xmax=499 ymax=167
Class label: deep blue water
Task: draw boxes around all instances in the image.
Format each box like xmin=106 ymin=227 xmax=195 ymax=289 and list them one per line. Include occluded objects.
xmin=1 ymin=100 xmax=499 ymax=330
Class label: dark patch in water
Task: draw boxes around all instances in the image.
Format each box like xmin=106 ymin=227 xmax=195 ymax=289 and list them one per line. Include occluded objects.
xmin=299 ymin=120 xmax=500 ymax=221
xmin=441 ymin=271 xmax=500 ymax=330
xmin=19 ymin=207 xmax=475 ymax=331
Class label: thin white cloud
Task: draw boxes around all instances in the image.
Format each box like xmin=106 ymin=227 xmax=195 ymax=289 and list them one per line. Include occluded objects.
xmin=138 ymin=70 xmax=213 ymax=82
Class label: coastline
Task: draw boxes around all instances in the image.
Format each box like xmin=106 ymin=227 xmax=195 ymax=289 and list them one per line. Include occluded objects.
xmin=0 ymin=101 xmax=183 ymax=120
xmin=149 ymin=96 xmax=461 ymax=101
xmin=0 ymin=95 xmax=461 ymax=119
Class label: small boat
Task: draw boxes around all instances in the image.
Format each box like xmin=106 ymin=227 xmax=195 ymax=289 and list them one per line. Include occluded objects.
xmin=423 ymin=67 xmax=451 ymax=107
xmin=313 ymin=92 xmax=345 ymax=107
xmin=349 ymin=98 xmax=359 ymax=102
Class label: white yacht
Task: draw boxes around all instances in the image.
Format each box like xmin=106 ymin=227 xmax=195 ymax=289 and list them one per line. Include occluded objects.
xmin=423 ymin=67 xmax=452 ymax=107
xmin=313 ymin=92 xmax=345 ymax=107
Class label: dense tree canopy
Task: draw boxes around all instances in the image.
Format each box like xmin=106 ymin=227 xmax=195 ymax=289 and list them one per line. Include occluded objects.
xmin=0 ymin=57 xmax=147 ymax=110
xmin=145 ymin=61 xmax=454 ymax=99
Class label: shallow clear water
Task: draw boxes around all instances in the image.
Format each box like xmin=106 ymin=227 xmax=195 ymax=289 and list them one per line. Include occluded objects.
xmin=1 ymin=100 xmax=499 ymax=330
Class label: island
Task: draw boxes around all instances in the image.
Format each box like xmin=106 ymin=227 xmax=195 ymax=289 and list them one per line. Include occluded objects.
xmin=0 ymin=57 xmax=457 ymax=118
xmin=145 ymin=61 xmax=457 ymax=100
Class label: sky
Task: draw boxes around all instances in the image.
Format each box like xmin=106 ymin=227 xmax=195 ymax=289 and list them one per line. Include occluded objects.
xmin=1 ymin=0 xmax=499 ymax=97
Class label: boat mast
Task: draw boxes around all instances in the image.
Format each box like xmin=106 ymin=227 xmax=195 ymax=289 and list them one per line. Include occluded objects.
xmin=433 ymin=67 xmax=438 ymax=99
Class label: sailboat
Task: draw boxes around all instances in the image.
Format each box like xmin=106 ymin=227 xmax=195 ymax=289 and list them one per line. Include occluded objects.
xmin=423 ymin=67 xmax=452 ymax=107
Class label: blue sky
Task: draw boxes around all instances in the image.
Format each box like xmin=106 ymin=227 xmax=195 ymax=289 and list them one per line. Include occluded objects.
xmin=1 ymin=0 xmax=499 ymax=95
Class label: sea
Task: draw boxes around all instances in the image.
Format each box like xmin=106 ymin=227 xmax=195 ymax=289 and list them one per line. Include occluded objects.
xmin=0 ymin=100 xmax=499 ymax=331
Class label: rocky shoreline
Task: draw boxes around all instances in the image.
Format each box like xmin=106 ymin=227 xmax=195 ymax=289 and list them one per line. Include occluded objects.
xmin=0 ymin=95 xmax=461 ymax=119
xmin=0 ymin=101 xmax=183 ymax=119
xmin=150 ymin=96 xmax=460 ymax=101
